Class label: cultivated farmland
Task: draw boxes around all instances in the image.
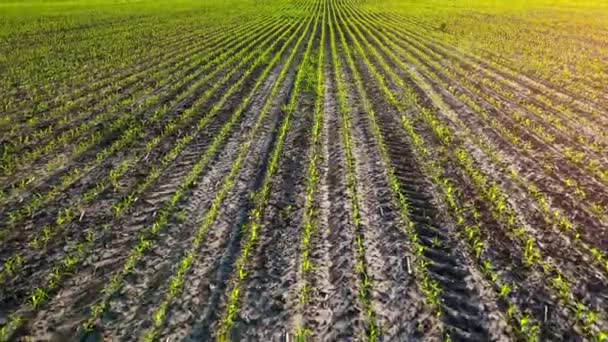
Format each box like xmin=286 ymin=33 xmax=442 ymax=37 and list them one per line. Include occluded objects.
xmin=1 ymin=0 xmax=607 ymax=340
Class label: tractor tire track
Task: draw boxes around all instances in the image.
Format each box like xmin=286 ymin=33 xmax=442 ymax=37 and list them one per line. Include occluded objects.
xmin=337 ymin=11 xmax=499 ymax=340
xmin=347 ymin=76 xmax=442 ymax=341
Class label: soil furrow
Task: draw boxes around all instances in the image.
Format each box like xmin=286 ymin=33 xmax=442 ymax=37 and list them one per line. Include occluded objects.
xmin=297 ymin=30 xmax=342 ymax=337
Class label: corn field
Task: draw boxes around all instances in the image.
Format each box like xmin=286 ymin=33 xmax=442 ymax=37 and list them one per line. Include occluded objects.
xmin=1 ymin=0 xmax=607 ymax=340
